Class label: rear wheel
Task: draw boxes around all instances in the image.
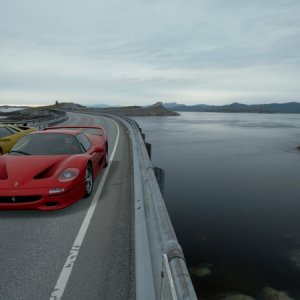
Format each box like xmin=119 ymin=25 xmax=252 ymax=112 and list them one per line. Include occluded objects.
xmin=0 ymin=148 xmax=2 ymax=155
xmin=84 ymin=164 xmax=93 ymax=197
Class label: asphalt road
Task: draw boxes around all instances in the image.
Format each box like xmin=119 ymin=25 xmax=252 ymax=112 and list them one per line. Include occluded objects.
xmin=0 ymin=112 xmax=134 ymax=299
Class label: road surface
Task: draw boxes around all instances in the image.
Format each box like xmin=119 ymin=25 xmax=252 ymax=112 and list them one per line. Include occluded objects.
xmin=0 ymin=112 xmax=134 ymax=299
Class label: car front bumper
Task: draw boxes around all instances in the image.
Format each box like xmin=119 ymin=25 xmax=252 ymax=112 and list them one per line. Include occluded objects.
xmin=0 ymin=181 xmax=86 ymax=210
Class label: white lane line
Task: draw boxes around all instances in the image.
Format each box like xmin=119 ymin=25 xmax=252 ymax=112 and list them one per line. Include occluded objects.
xmin=50 ymin=120 xmax=120 ymax=300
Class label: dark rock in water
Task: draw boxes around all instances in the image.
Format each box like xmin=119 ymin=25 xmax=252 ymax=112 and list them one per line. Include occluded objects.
xmin=290 ymin=249 xmax=300 ymax=269
xmin=262 ymin=287 xmax=295 ymax=300
xmin=296 ymin=146 xmax=300 ymax=150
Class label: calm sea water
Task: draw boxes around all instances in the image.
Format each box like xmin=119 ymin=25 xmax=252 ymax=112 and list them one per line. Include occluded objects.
xmin=134 ymin=112 xmax=300 ymax=300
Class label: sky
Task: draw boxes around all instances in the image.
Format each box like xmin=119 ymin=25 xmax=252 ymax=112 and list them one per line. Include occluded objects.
xmin=0 ymin=0 xmax=300 ymax=106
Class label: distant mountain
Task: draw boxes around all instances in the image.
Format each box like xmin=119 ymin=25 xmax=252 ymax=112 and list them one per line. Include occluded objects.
xmin=163 ymin=102 xmax=185 ymax=109
xmin=164 ymin=102 xmax=300 ymax=113
xmin=54 ymin=102 xmax=85 ymax=110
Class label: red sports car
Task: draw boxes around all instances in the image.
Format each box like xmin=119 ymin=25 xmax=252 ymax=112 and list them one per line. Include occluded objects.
xmin=0 ymin=126 xmax=108 ymax=210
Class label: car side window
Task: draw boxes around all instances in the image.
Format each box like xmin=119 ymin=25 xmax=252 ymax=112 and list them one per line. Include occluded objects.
xmin=0 ymin=127 xmax=13 ymax=138
xmin=76 ymin=133 xmax=91 ymax=152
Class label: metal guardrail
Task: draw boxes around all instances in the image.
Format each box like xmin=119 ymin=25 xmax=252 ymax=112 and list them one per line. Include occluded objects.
xmin=111 ymin=114 xmax=197 ymax=300
xmin=33 ymin=115 xmax=69 ymax=130
xmin=1 ymin=110 xmax=68 ymax=129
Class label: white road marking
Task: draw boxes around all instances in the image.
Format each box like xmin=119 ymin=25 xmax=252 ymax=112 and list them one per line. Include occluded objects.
xmin=50 ymin=120 xmax=120 ymax=300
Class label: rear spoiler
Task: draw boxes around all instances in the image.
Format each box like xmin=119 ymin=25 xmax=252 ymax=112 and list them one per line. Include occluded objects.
xmin=44 ymin=125 xmax=106 ymax=136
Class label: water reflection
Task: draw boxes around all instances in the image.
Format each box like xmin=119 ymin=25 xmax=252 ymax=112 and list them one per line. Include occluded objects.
xmin=134 ymin=112 xmax=300 ymax=299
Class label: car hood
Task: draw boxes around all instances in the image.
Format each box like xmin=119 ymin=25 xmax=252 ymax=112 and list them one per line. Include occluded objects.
xmin=0 ymin=155 xmax=84 ymax=189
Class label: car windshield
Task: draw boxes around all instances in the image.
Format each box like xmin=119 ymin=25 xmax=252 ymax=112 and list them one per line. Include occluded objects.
xmin=9 ymin=133 xmax=83 ymax=155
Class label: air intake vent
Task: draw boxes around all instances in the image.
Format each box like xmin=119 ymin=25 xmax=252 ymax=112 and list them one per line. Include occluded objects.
xmin=34 ymin=165 xmax=56 ymax=179
xmin=0 ymin=196 xmax=41 ymax=203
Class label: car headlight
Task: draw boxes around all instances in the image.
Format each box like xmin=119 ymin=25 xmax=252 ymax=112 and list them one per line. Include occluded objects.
xmin=58 ymin=168 xmax=80 ymax=182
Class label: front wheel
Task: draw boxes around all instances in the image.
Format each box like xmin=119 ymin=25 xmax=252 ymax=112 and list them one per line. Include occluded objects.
xmin=84 ymin=164 xmax=93 ymax=197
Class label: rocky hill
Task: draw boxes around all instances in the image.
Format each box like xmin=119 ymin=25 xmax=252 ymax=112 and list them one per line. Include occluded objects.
xmin=91 ymin=102 xmax=179 ymax=116
xmin=53 ymin=102 xmax=86 ymax=110
xmin=1 ymin=102 xmax=178 ymax=120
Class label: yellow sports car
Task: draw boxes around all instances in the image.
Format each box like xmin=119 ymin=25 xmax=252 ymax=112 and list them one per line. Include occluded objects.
xmin=0 ymin=124 xmax=36 ymax=155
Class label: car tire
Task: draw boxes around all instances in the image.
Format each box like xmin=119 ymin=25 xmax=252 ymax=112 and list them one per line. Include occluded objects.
xmin=104 ymin=143 xmax=108 ymax=168
xmin=0 ymin=148 xmax=2 ymax=155
xmin=84 ymin=163 xmax=93 ymax=197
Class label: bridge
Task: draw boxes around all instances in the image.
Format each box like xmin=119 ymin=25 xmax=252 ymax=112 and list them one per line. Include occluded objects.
xmin=0 ymin=111 xmax=197 ymax=299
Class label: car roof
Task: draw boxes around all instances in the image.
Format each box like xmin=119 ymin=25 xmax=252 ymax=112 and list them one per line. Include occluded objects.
xmin=31 ymin=129 xmax=82 ymax=136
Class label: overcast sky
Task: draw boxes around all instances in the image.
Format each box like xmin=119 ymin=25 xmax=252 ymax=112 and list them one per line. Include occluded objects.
xmin=0 ymin=0 xmax=299 ymax=106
